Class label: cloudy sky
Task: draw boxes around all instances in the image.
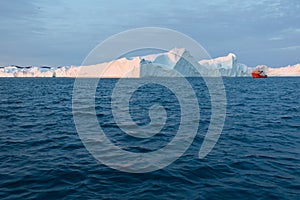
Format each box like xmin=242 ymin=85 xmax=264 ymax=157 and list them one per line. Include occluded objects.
xmin=0 ymin=0 xmax=299 ymax=67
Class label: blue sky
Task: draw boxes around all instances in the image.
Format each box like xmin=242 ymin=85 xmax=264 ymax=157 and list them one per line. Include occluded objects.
xmin=0 ymin=0 xmax=299 ymax=67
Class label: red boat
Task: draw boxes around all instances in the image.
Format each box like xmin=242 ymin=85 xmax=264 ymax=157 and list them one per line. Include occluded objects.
xmin=252 ymin=70 xmax=267 ymax=78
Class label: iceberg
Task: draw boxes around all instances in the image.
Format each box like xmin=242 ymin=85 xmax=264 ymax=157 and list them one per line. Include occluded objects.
xmin=254 ymin=64 xmax=300 ymax=77
xmin=141 ymin=48 xmax=204 ymax=77
xmin=199 ymin=53 xmax=250 ymax=77
xmin=0 ymin=48 xmax=299 ymax=77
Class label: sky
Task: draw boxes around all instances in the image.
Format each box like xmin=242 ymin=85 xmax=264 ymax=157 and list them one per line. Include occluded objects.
xmin=0 ymin=0 xmax=299 ymax=67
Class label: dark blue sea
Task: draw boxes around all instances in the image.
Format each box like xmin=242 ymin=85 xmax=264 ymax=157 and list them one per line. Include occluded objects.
xmin=0 ymin=77 xmax=299 ymax=199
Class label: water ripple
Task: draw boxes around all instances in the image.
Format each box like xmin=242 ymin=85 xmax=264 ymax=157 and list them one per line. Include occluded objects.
xmin=0 ymin=77 xmax=299 ymax=199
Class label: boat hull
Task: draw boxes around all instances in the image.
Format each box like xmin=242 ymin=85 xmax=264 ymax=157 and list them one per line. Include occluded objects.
xmin=252 ymin=73 xmax=268 ymax=78
xmin=252 ymin=70 xmax=268 ymax=78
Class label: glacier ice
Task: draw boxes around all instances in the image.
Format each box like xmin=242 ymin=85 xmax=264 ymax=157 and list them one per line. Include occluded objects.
xmin=198 ymin=53 xmax=250 ymax=77
xmin=0 ymin=48 xmax=299 ymax=77
xmin=254 ymin=64 xmax=300 ymax=76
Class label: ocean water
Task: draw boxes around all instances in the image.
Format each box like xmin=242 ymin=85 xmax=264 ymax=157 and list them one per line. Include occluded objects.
xmin=0 ymin=77 xmax=299 ymax=199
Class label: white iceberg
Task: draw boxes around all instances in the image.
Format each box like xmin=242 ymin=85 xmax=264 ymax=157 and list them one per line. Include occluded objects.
xmin=0 ymin=48 xmax=299 ymax=77
xmin=199 ymin=53 xmax=250 ymax=77
xmin=255 ymin=64 xmax=300 ymax=76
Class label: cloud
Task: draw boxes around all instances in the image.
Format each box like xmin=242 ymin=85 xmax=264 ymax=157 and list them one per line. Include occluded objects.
xmin=281 ymin=28 xmax=300 ymax=34
xmin=0 ymin=0 xmax=299 ymax=67
xmin=280 ymin=45 xmax=300 ymax=50
xmin=269 ymin=37 xmax=283 ymax=41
